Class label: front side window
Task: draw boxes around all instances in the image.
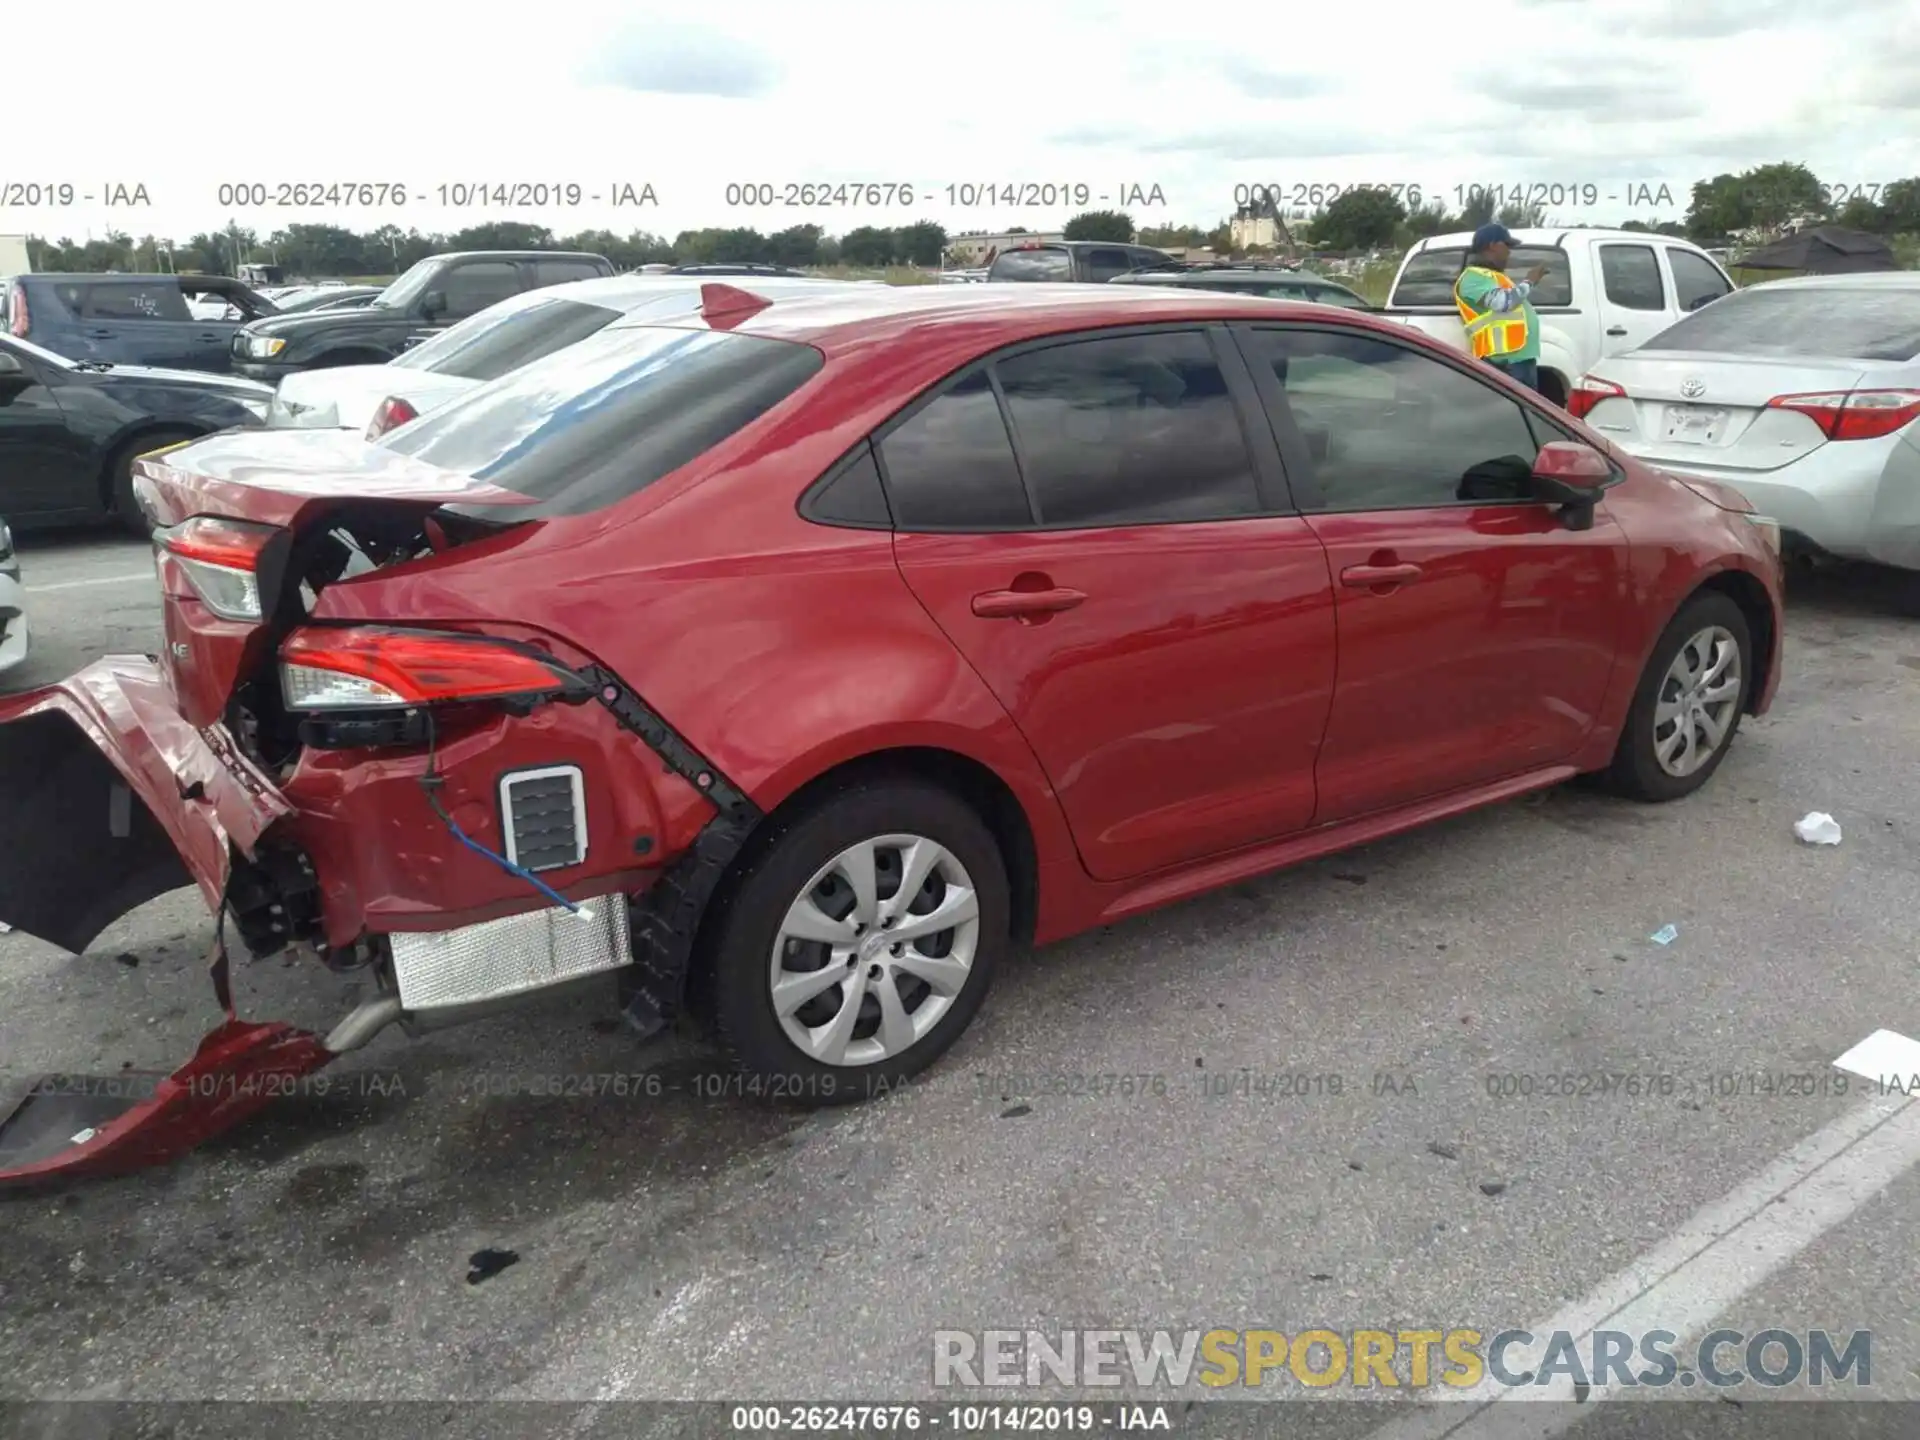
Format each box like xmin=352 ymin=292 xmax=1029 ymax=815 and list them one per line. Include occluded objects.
xmin=1081 ymin=248 xmax=1136 ymax=282
xmin=992 ymin=330 xmax=1262 ymax=526
xmin=1245 ymin=328 xmax=1542 ymax=509
xmin=435 ymin=262 xmax=523 ymax=321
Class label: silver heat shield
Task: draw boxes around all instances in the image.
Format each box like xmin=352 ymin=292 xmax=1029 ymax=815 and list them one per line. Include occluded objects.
xmin=387 ymin=900 xmax=633 ymax=1012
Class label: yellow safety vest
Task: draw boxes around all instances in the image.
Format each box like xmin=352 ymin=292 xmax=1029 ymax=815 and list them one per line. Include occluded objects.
xmin=1454 ymin=266 xmax=1531 ymax=360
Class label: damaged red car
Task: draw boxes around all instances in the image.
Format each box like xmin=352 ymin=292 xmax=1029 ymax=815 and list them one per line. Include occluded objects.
xmin=0 ymin=282 xmax=1785 ymax=1184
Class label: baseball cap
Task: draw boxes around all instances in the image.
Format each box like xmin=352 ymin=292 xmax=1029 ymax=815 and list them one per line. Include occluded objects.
xmin=1472 ymin=223 xmax=1515 ymax=250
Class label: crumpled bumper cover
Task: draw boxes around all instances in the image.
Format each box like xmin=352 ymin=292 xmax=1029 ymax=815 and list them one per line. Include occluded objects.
xmin=0 ymin=658 xmax=330 ymax=1189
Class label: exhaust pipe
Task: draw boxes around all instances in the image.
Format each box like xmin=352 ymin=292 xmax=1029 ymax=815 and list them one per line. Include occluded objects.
xmin=324 ymin=997 xmax=403 ymax=1054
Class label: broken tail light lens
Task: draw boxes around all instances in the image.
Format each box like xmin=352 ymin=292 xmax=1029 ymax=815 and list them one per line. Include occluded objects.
xmin=1567 ymin=375 xmax=1625 ymax=421
xmin=365 ymin=395 xmax=420 ymax=440
xmin=8 ymin=282 xmax=27 ymax=338
xmin=279 ymin=626 xmax=584 ymax=711
xmin=1768 ymin=389 xmax=1920 ymax=442
xmin=159 ymin=516 xmax=280 ymax=621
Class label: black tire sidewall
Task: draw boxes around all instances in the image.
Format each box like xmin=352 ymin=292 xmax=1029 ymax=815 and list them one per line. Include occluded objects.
xmin=707 ymin=779 xmax=1010 ymax=1103
xmin=1610 ymin=590 xmax=1752 ymax=801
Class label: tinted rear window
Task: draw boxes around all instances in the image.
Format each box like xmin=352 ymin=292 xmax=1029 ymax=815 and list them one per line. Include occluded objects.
xmin=991 ymin=249 xmax=1073 ymax=281
xmin=393 ymin=296 xmax=623 ymax=381
xmin=1643 ymin=286 xmax=1920 ymax=361
xmin=83 ymin=281 xmax=191 ymax=321
xmin=379 ymin=324 xmax=823 ymax=517
xmin=1390 ymin=246 xmax=1573 ymax=308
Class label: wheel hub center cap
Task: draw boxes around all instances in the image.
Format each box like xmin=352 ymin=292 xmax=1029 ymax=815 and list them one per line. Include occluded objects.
xmin=859 ymin=932 xmax=889 ymax=963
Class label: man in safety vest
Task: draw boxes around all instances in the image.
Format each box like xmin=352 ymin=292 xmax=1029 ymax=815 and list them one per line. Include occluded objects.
xmin=1455 ymin=223 xmax=1550 ymax=395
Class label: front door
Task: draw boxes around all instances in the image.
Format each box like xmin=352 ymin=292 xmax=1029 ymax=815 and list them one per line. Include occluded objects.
xmin=0 ymin=344 xmax=84 ymax=518
xmin=1234 ymin=323 xmax=1625 ymax=825
xmin=881 ymin=330 xmax=1338 ymax=882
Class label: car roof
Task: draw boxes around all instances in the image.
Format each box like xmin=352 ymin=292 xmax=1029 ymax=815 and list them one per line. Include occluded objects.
xmin=1414 ymin=227 xmax=1707 ymax=250
xmin=423 ymin=250 xmax=610 ymax=263
xmin=1112 ymin=268 xmax=1351 ymax=286
xmin=1733 ymin=271 xmax=1920 ymax=292
xmin=535 ymin=273 xmax=874 ymax=314
xmin=626 ymin=282 xmax=1398 ymax=356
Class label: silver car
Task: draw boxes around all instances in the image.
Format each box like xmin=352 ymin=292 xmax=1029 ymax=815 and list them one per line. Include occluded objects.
xmin=1574 ymin=272 xmax=1920 ymax=569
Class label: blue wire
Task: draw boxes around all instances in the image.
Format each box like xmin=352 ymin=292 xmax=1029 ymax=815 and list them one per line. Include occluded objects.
xmin=434 ymin=802 xmax=584 ymax=915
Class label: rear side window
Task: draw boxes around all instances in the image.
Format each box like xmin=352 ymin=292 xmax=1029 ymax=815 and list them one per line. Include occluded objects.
xmin=990 ymin=249 xmax=1073 ymax=282
xmin=393 ymin=296 xmax=622 ymax=381
xmin=380 ymin=324 xmax=824 ymax=517
xmin=1643 ymin=286 xmax=1920 ymax=361
xmin=1667 ymin=248 xmax=1733 ymax=312
xmin=83 ymin=282 xmax=190 ymax=321
xmin=994 ymin=330 xmax=1261 ymax=526
xmin=532 ymin=258 xmax=610 ymax=287
xmin=877 ymin=370 xmax=1034 ymax=529
xmin=1599 ymin=244 xmax=1665 ymax=310
xmin=1081 ymin=248 xmax=1135 ymax=282
xmin=1390 ymin=246 xmax=1573 ymax=307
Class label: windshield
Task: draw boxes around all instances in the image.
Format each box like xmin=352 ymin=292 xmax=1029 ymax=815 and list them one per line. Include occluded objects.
xmin=379 ymin=323 xmax=823 ymax=517
xmin=392 ymin=295 xmax=624 ymax=381
xmin=1642 ymin=286 xmax=1920 ymax=362
xmin=375 ymin=258 xmax=441 ymax=310
xmin=3 ymin=334 xmax=76 ymax=369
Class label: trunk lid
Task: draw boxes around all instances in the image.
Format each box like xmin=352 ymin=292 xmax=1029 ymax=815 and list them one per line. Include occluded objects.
xmin=270 ymin=367 xmax=477 ymax=431
xmin=1584 ymin=352 xmax=1907 ymax=473
xmin=132 ymin=428 xmax=536 ymax=727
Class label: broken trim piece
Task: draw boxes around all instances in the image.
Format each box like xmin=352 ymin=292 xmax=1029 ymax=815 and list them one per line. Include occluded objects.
xmin=578 ymin=665 xmax=764 ymax=1036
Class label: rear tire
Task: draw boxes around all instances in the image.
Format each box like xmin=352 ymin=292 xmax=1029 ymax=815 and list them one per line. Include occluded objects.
xmin=1603 ymin=591 xmax=1751 ymax=802
xmin=704 ymin=777 xmax=1010 ymax=1105
xmin=108 ymin=430 xmax=197 ymax=533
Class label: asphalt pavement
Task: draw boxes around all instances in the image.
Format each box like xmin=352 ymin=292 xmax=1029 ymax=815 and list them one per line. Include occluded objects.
xmin=5 ymin=530 xmax=1920 ymax=1438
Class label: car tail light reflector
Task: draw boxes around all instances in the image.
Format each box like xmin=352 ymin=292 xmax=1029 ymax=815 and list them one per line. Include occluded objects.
xmin=279 ymin=626 xmax=584 ymax=711
xmin=1768 ymin=389 xmax=1920 ymax=442
xmin=8 ymin=282 xmax=27 ymax=337
xmin=365 ymin=394 xmax=420 ymax=440
xmin=1568 ymin=374 xmax=1625 ymax=421
xmin=158 ymin=516 xmax=280 ymax=621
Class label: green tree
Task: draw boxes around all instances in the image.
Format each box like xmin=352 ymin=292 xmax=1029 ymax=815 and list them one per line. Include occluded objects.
xmin=1879 ymin=178 xmax=1920 ymax=234
xmin=1496 ymin=200 xmax=1547 ymax=229
xmin=839 ymin=226 xmax=897 ymax=267
xmin=1401 ymin=199 xmax=1459 ymax=242
xmin=1738 ymin=161 xmax=1827 ymax=229
xmin=766 ymin=224 xmax=826 ymax=267
xmin=1653 ymin=221 xmax=1687 ymax=238
xmin=1138 ymin=223 xmax=1209 ymax=249
xmin=1313 ymin=186 xmax=1408 ymax=252
xmin=1835 ymin=195 xmax=1886 ymax=232
xmin=445 ymin=222 xmax=557 ymax=251
xmin=893 ymin=220 xmax=948 ymax=267
xmin=1062 ymin=209 xmax=1134 ymax=242
xmin=1618 ymin=219 xmax=1652 ymax=232
xmin=1458 ymin=189 xmax=1498 ymax=229
xmin=1204 ymin=220 xmax=1233 ymax=252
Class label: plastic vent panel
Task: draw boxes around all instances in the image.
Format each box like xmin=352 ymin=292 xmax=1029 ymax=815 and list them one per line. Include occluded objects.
xmin=499 ymin=765 xmax=587 ymax=872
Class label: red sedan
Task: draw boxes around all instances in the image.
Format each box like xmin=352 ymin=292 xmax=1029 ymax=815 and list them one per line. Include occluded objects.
xmin=0 ymin=282 xmax=1784 ymax=1184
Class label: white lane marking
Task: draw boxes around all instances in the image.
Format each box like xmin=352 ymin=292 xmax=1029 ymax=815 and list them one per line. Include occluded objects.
xmin=1834 ymin=1029 xmax=1920 ymax=1089
xmin=28 ymin=571 xmax=156 ymax=594
xmin=1366 ymin=1082 xmax=1920 ymax=1439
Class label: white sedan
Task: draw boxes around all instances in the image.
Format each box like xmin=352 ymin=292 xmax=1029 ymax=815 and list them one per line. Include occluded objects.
xmin=0 ymin=518 xmax=26 ymax=676
xmin=267 ymin=273 xmax=873 ymax=435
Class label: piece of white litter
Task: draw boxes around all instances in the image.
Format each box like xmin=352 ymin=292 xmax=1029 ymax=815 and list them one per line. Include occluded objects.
xmin=1650 ymin=924 xmax=1679 ymax=945
xmin=70 ymin=1128 xmax=97 ymax=1146
xmin=0 ymin=921 xmax=11 ymax=932
xmin=1794 ymin=811 xmax=1842 ymax=845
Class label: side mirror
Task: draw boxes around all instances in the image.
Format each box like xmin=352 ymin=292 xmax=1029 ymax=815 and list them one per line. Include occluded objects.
xmin=419 ymin=289 xmax=447 ymax=320
xmin=1531 ymin=441 xmax=1613 ymax=529
xmin=0 ymin=351 xmax=22 ymax=376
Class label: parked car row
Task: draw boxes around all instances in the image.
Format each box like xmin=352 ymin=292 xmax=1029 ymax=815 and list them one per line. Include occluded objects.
xmin=0 ymin=271 xmax=1785 ymax=1187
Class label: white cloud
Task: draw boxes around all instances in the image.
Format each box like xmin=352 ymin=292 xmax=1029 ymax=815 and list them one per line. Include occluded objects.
xmin=2 ymin=0 xmax=1914 ymax=245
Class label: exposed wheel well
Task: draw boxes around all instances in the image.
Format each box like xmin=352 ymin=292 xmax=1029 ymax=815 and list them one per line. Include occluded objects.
xmin=1693 ymin=570 xmax=1775 ymax=712
xmin=1539 ymin=368 xmax=1569 ymax=406
xmin=312 ymin=349 xmax=393 ymax=368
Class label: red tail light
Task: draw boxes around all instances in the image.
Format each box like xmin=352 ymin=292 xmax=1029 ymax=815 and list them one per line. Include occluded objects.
xmin=365 ymin=395 xmax=420 ymax=440
xmin=159 ymin=516 xmax=281 ymax=621
xmin=1568 ymin=374 xmax=1625 ymax=421
xmin=8 ymin=282 xmax=27 ymax=338
xmin=1768 ymin=389 xmax=1920 ymax=442
xmin=279 ymin=626 xmax=586 ymax=712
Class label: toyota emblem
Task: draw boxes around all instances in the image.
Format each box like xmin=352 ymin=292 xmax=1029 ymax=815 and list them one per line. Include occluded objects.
xmin=1680 ymin=378 xmax=1706 ymax=398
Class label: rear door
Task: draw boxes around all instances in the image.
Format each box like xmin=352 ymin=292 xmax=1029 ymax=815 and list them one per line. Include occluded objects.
xmin=1594 ymin=241 xmax=1672 ymax=359
xmin=79 ymin=280 xmax=204 ymax=367
xmin=0 ymin=342 xmax=88 ymax=516
xmin=1235 ymin=321 xmax=1624 ymax=823
xmin=881 ymin=326 xmax=1339 ymax=882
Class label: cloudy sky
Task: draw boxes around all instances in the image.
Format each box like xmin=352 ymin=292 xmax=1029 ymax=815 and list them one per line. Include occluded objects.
xmin=6 ymin=0 xmax=1916 ymax=244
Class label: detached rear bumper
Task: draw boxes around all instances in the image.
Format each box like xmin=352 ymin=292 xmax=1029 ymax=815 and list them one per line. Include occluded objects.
xmin=0 ymin=657 xmax=290 ymax=955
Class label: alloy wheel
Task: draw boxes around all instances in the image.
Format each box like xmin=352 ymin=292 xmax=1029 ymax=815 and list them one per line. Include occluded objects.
xmin=768 ymin=833 xmax=981 ymax=1067
xmin=1652 ymin=624 xmax=1742 ymax=778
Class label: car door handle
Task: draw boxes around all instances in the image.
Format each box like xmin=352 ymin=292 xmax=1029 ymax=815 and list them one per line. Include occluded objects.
xmin=197 ymin=332 xmax=223 ymax=341
xmin=85 ymin=328 xmax=116 ymax=339
xmin=1340 ymin=563 xmax=1424 ymax=588
xmin=971 ymin=586 xmax=1087 ymax=618
xmin=1606 ymin=325 xmax=1629 ymax=336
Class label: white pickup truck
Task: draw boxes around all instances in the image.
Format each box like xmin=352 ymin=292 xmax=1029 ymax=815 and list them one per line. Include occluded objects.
xmin=1378 ymin=228 xmax=1737 ymax=407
